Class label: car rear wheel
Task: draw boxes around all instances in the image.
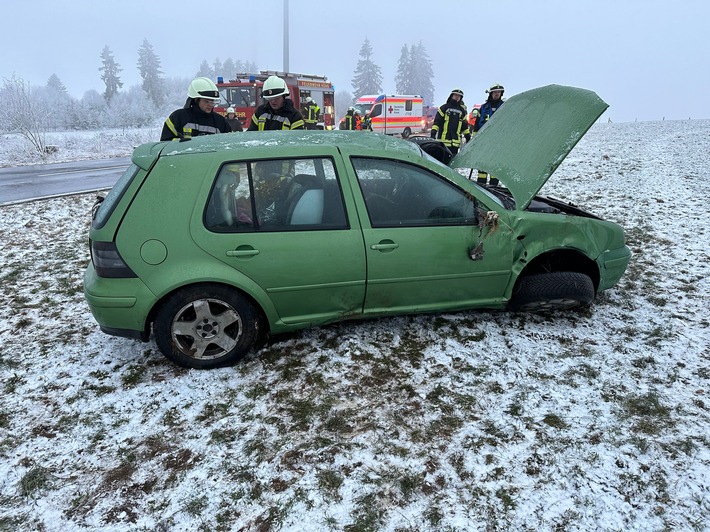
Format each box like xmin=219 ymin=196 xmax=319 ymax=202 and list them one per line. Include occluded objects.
xmin=509 ymin=272 xmax=595 ymax=312
xmin=154 ymin=284 xmax=259 ymax=369
xmin=402 ymin=127 xmax=412 ymax=139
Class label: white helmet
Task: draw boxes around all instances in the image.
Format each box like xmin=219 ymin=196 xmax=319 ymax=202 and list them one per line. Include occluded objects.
xmin=262 ymin=75 xmax=289 ymax=100
xmin=226 ymin=107 xmax=235 ymax=114
xmin=187 ymin=77 xmax=220 ymax=100
xmin=306 ymin=96 xmax=313 ymax=103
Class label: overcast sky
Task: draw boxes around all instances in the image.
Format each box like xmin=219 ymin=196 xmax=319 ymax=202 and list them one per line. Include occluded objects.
xmin=2 ymin=0 xmax=707 ymax=123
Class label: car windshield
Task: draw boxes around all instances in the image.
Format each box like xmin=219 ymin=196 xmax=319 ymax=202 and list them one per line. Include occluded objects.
xmin=354 ymin=103 xmax=371 ymax=115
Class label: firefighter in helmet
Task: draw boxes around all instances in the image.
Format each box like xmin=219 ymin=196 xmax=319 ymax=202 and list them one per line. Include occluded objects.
xmin=247 ymin=75 xmax=305 ymax=131
xmin=430 ymin=88 xmax=471 ymax=157
xmin=342 ymin=107 xmax=357 ymax=130
xmin=302 ymin=96 xmax=321 ymax=130
xmin=161 ymin=77 xmax=231 ymax=141
xmin=474 ymin=83 xmax=506 ymax=186
xmin=225 ymin=107 xmax=243 ymax=132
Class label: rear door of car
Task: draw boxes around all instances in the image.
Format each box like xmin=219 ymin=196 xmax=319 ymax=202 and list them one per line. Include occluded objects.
xmin=193 ymin=152 xmax=367 ymax=326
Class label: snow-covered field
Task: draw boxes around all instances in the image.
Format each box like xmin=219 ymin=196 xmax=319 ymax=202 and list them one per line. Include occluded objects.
xmin=0 ymin=119 xmax=709 ymax=531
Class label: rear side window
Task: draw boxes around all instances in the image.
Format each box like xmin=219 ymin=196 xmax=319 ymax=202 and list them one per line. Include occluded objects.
xmin=92 ymin=163 xmax=140 ymax=229
xmin=205 ymin=157 xmax=349 ymax=232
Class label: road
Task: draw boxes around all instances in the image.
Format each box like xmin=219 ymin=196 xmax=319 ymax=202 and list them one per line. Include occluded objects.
xmin=0 ymin=157 xmax=131 ymax=206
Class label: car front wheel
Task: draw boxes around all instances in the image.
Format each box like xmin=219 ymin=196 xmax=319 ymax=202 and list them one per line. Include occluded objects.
xmin=154 ymin=284 xmax=259 ymax=369
xmin=509 ymin=272 xmax=595 ymax=312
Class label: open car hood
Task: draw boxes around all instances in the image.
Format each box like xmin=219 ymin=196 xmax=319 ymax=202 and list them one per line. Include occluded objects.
xmin=450 ymin=84 xmax=608 ymax=210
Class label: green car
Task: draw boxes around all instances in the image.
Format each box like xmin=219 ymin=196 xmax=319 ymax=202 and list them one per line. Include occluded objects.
xmin=84 ymin=85 xmax=631 ymax=369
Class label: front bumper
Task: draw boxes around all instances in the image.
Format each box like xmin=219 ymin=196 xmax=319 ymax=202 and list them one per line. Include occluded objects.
xmin=597 ymin=245 xmax=632 ymax=292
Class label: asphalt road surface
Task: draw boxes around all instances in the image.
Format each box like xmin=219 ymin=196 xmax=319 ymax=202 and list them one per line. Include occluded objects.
xmin=0 ymin=157 xmax=131 ymax=205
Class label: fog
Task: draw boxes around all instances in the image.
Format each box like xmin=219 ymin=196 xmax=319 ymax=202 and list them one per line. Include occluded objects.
xmin=3 ymin=0 xmax=708 ymax=123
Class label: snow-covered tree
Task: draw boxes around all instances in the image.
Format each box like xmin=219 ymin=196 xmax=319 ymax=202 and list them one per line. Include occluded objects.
xmin=196 ymin=60 xmax=213 ymax=79
xmin=222 ymin=58 xmax=237 ymax=80
xmin=335 ymin=89 xmax=354 ymax=122
xmin=38 ymin=74 xmax=73 ymax=130
xmin=395 ymin=44 xmax=414 ymax=94
xmin=46 ymin=74 xmax=68 ymax=95
xmin=212 ymin=58 xmax=223 ymax=79
xmin=0 ymin=76 xmax=49 ymax=155
xmin=351 ymin=38 xmax=382 ymax=99
xmin=99 ymin=45 xmax=123 ymax=103
xmin=107 ymin=85 xmax=159 ymax=128
xmin=137 ymin=38 xmax=165 ymax=107
xmin=409 ymin=41 xmax=435 ymax=106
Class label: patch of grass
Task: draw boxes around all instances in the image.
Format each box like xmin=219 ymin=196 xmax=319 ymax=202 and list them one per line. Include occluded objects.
xmin=495 ymin=486 xmax=517 ymax=511
xmin=317 ymin=469 xmax=344 ymax=501
xmin=121 ymin=364 xmax=146 ymax=387
xmin=19 ymin=465 xmax=54 ymax=497
xmin=4 ymin=373 xmax=25 ymax=393
xmin=399 ymin=472 xmax=424 ymax=501
xmin=183 ymin=495 xmax=208 ymax=517
xmin=620 ymin=391 xmax=673 ymax=435
xmin=542 ymin=413 xmax=568 ymax=430
xmin=345 ymin=491 xmax=386 ymax=532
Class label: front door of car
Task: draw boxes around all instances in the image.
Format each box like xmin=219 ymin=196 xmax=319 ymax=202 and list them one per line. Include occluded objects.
xmin=194 ymin=157 xmax=367 ymax=325
xmin=351 ymin=157 xmax=514 ymax=314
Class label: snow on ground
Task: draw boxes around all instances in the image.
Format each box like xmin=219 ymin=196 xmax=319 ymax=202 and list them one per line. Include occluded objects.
xmin=0 ymin=120 xmax=709 ymax=531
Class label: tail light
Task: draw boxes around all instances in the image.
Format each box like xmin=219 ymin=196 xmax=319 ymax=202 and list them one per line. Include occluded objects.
xmin=91 ymin=241 xmax=137 ymax=278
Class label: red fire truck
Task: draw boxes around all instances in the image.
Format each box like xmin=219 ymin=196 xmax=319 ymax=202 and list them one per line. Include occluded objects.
xmin=215 ymin=70 xmax=336 ymax=129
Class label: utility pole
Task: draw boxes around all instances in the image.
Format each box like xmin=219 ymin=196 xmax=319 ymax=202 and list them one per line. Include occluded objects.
xmin=283 ymin=0 xmax=290 ymax=73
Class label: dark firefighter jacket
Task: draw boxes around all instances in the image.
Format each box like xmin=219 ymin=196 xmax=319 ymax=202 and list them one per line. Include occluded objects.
xmin=226 ymin=116 xmax=243 ymax=132
xmin=342 ymin=111 xmax=357 ymax=130
xmin=161 ymin=100 xmax=231 ymax=141
xmin=247 ymin=98 xmax=305 ymax=131
xmin=473 ymin=97 xmax=505 ymax=132
xmin=302 ymin=101 xmax=321 ymax=124
xmin=430 ymin=97 xmax=471 ymax=148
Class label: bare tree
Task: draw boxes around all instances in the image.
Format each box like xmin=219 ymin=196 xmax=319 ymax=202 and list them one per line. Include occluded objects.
xmin=0 ymin=76 xmax=49 ymax=156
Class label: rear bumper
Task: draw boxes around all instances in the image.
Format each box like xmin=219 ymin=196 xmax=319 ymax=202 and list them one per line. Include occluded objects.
xmin=83 ymin=264 xmax=157 ymax=340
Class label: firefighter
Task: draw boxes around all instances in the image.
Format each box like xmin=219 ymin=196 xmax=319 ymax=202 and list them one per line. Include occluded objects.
xmin=161 ymin=77 xmax=231 ymax=141
xmin=474 ymin=83 xmax=506 ymax=186
xmin=302 ymin=96 xmax=321 ymax=130
xmin=430 ymin=88 xmax=471 ymax=157
xmin=247 ymin=75 xmax=305 ymax=131
xmin=361 ymin=110 xmax=372 ymax=131
xmin=354 ymin=109 xmax=363 ymax=130
xmin=342 ymin=107 xmax=357 ymax=130
xmin=225 ymin=107 xmax=243 ymax=132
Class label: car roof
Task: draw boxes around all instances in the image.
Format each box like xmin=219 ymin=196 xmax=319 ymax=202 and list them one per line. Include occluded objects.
xmin=152 ymin=130 xmax=424 ymax=160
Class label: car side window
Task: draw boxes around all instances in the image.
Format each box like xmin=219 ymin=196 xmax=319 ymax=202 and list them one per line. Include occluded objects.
xmin=352 ymin=158 xmax=478 ymax=228
xmin=205 ymin=157 xmax=348 ymax=232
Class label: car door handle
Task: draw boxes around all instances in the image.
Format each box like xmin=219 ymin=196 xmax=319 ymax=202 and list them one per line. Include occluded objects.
xmin=226 ymin=248 xmax=260 ymax=257
xmin=370 ymin=242 xmax=399 ymax=251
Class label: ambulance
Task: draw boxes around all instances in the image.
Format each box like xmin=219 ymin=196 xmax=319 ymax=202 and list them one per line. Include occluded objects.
xmin=356 ymin=94 xmax=425 ymax=137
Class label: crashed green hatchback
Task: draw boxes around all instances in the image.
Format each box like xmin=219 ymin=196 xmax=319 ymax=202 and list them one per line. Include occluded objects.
xmin=84 ymin=85 xmax=631 ymax=369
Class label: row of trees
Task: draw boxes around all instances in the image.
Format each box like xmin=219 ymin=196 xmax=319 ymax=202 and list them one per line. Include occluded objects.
xmin=350 ymin=38 xmax=435 ymax=105
xmin=0 ymin=37 xmax=436 ymax=157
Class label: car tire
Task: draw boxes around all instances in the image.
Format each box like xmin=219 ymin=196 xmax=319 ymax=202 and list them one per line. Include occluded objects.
xmin=154 ymin=284 xmax=259 ymax=369
xmin=509 ymin=272 xmax=595 ymax=312
xmin=402 ymin=127 xmax=412 ymax=139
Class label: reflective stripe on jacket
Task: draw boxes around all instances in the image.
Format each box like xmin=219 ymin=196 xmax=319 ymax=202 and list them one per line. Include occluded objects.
xmin=247 ymin=99 xmax=305 ymax=131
